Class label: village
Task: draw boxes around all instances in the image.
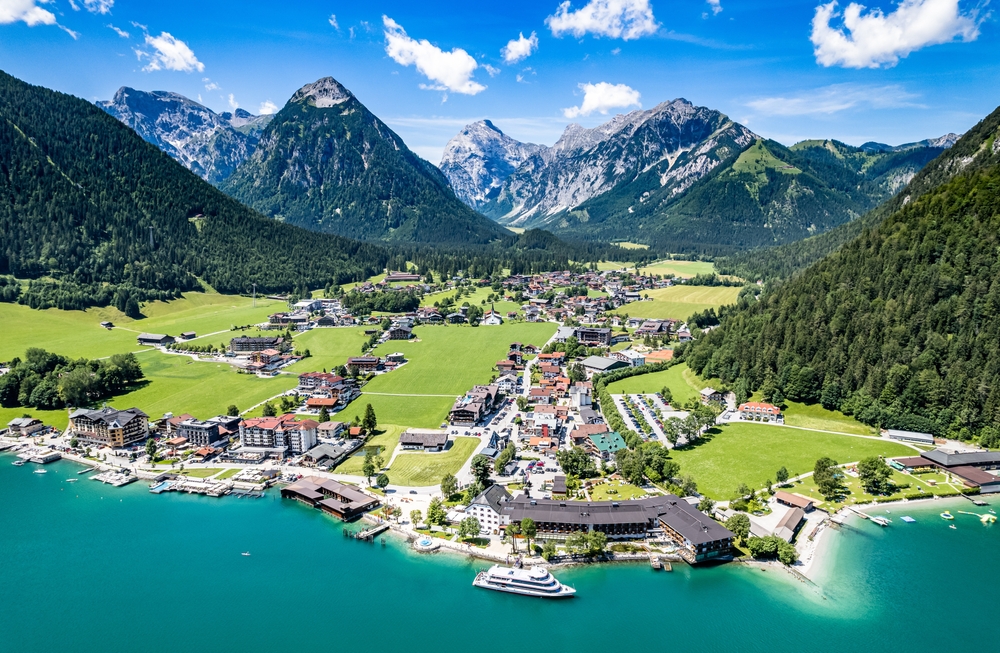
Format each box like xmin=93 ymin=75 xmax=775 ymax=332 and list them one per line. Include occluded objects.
xmin=4 ymin=264 xmax=996 ymax=573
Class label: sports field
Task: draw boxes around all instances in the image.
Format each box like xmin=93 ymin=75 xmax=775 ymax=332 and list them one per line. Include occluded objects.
xmin=386 ymin=436 xmax=479 ymax=486
xmin=668 ymin=423 xmax=915 ymax=499
xmin=614 ymin=285 xmax=741 ymax=320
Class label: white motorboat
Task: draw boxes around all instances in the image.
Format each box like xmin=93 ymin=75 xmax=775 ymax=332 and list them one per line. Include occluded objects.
xmin=472 ymin=565 xmax=576 ymax=598
xmin=241 ymin=551 xmax=251 ymax=556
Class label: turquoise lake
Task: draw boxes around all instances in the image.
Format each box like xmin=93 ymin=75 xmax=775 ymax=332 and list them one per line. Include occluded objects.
xmin=2 ymin=457 xmax=997 ymax=653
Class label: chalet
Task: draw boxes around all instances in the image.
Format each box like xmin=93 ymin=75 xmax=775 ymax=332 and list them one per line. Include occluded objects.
xmin=636 ymin=320 xmax=670 ymax=337
xmin=346 ymin=356 xmax=380 ymax=373
xmin=495 ymin=372 xmax=519 ymax=395
xmin=180 ymin=331 xmax=196 ymax=340
xmin=385 ymin=352 xmax=406 ymax=364
xmin=539 ymin=363 xmax=561 ymax=379
xmin=676 ymin=328 xmax=692 ymax=342
xmin=230 ymin=336 xmax=286 ymax=353
xmin=528 ymin=388 xmax=554 ymax=405
xmin=737 ymin=401 xmax=781 ymax=422
xmin=774 ymin=491 xmax=815 ymax=512
xmin=6 ymin=416 xmax=45 ymax=436
xmin=137 ymin=333 xmax=174 ymax=346
xmin=399 ymin=429 xmax=449 ymax=451
xmin=585 ymin=431 xmax=626 ymax=461
xmin=446 ymin=313 xmax=466 ymax=324
xmin=317 ymin=421 xmax=345 ymax=439
xmin=302 ymin=443 xmax=349 ymax=469
xmin=449 ymin=384 xmax=499 ymax=426
xmin=571 ymin=422 xmax=610 ymax=447
xmin=507 ymin=350 xmax=524 ymax=365
xmin=554 ymin=326 xmax=576 ymax=343
xmin=298 ymin=372 xmax=346 ymax=393
xmin=700 ymin=387 xmax=724 ymax=404
xmin=387 ymin=326 xmax=413 ymax=340
xmin=315 ymin=315 xmax=338 ymax=327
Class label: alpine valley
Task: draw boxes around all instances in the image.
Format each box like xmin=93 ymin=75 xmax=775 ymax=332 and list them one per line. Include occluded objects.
xmin=441 ymin=100 xmax=957 ymax=254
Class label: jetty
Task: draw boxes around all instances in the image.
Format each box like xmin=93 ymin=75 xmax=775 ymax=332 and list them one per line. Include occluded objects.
xmin=148 ymin=478 xmax=231 ymax=497
xmin=349 ymin=523 xmax=390 ymax=542
xmin=650 ymin=554 xmax=662 ymax=570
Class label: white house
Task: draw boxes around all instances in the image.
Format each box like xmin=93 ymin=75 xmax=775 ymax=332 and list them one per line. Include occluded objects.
xmin=467 ymin=485 xmax=513 ymax=534
xmin=611 ymin=349 xmax=646 ymax=367
xmin=482 ymin=311 xmax=504 ymax=326
xmin=496 ymin=372 xmax=519 ymax=395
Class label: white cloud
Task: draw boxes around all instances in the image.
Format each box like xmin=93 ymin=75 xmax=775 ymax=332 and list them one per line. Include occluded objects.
xmin=83 ymin=0 xmax=114 ymax=14
xmin=746 ymin=83 xmax=923 ymax=116
xmin=563 ymin=81 xmax=641 ymax=118
xmin=383 ymin=16 xmax=485 ymax=95
xmin=811 ymin=0 xmax=980 ymax=69
xmin=0 ymin=0 xmax=56 ymax=26
xmin=107 ymin=23 xmax=128 ymax=38
xmin=328 ymin=13 xmax=338 ymax=29
xmin=203 ymin=78 xmax=220 ymax=91
xmin=259 ymin=100 xmax=279 ymax=115
xmin=546 ymin=0 xmax=659 ymax=40
xmin=502 ymin=31 xmax=539 ymax=63
xmin=483 ymin=63 xmax=500 ymax=77
xmin=611 ymin=47 xmax=621 ymax=54
xmin=60 ymin=25 xmax=79 ymax=39
xmin=227 ymin=94 xmax=239 ymax=110
xmin=707 ymin=0 xmax=723 ymax=15
xmin=137 ymin=32 xmax=205 ymax=73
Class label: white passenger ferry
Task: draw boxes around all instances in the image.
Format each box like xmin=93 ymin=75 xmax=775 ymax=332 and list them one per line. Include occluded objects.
xmin=472 ymin=565 xmax=576 ymax=598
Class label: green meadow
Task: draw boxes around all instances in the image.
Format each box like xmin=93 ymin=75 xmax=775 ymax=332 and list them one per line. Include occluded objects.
xmin=386 ymin=437 xmax=479 ymax=486
xmin=614 ymin=285 xmax=741 ymax=320
xmin=669 ymin=422 xmax=915 ymax=499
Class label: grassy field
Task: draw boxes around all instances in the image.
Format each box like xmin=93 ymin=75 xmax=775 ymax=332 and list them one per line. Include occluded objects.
xmin=792 ymin=468 xmax=964 ymax=510
xmin=614 ymin=285 xmax=741 ymax=320
xmin=607 ymin=363 xmax=708 ymax=405
xmin=285 ymin=326 xmax=369 ymax=373
xmin=352 ymin=322 xmax=556 ymax=428
xmin=669 ymin=423 xmax=916 ymax=499
xmin=637 ymin=260 xmax=717 ymax=278
xmin=174 ymin=468 xmax=223 ymax=478
xmin=0 ymin=292 xmax=284 ymax=361
xmin=613 ymin=242 xmax=650 ymax=250
xmin=386 ymin=436 xmax=479 ymax=486
xmin=731 ymin=140 xmax=801 ymax=178
xmin=420 ymin=285 xmax=520 ymax=314
xmin=333 ymin=425 xmax=406 ymax=475
xmin=589 ymin=481 xmax=648 ymax=501
xmin=217 ymin=468 xmax=241 ymax=480
xmin=113 ymin=352 xmax=296 ymax=420
xmin=779 ymin=401 xmax=875 ymax=436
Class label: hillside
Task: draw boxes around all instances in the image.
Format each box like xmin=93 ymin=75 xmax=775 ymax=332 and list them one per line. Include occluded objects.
xmin=97 ymin=88 xmax=271 ymax=185
xmin=221 ymin=77 xmax=508 ymax=245
xmin=554 ymin=137 xmax=947 ymax=254
xmin=0 ymin=70 xmax=388 ymax=310
xmin=683 ymin=105 xmax=1000 ymax=441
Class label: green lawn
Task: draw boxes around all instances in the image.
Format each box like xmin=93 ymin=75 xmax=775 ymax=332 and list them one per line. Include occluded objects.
xmin=607 ymin=363 xmax=708 ymax=406
xmin=588 ymin=481 xmax=648 ymax=501
xmin=614 ymin=285 xmax=741 ymax=320
xmin=385 ymin=436 xmax=479 ymax=486
xmin=0 ymin=292 xmax=285 ymax=361
xmin=174 ymin=468 xmax=224 ymax=478
xmin=284 ymin=326 xmax=370 ymax=373
xmin=637 ymin=259 xmax=717 ymax=278
xmin=216 ymin=468 xmax=241 ymax=480
xmin=780 ymin=401 xmax=874 ymax=436
xmin=793 ymin=469 xmax=965 ymax=510
xmin=333 ymin=425 xmax=405 ymax=476
xmin=346 ymin=322 xmax=556 ymax=428
xmin=112 ymin=351 xmax=296 ymax=420
xmin=420 ymin=285 xmax=520 ymax=314
xmin=669 ymin=423 xmax=916 ymax=499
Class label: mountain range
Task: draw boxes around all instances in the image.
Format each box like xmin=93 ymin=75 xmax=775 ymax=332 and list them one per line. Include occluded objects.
xmin=684 ymin=103 xmax=1000 ymax=440
xmin=441 ymin=104 xmax=955 ymax=253
xmin=97 ymin=88 xmax=272 ymax=185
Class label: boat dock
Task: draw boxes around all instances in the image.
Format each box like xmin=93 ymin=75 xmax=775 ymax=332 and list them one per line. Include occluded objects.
xmin=348 ymin=523 xmax=390 ymax=542
xmin=17 ymin=448 xmax=62 ymax=464
xmin=650 ymin=554 xmax=662 ymax=570
xmin=92 ymin=471 xmax=137 ymax=487
xmin=230 ymin=488 xmax=265 ymax=499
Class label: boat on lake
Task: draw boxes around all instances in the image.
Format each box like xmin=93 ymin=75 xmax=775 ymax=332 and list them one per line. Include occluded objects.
xmin=473 ymin=565 xmax=576 ymax=598
xmin=241 ymin=551 xmax=251 ymax=556
xmin=12 ymin=460 xmax=25 ymax=466
xmin=33 ymin=469 xmax=47 ymax=474
xmin=66 ymin=478 xmax=78 ymax=483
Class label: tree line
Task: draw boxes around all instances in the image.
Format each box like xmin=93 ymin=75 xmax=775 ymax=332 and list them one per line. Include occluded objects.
xmin=0 ymin=348 xmax=144 ymax=410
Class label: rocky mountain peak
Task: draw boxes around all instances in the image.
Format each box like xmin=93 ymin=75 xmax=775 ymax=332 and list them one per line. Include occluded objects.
xmin=289 ymin=77 xmax=353 ymax=108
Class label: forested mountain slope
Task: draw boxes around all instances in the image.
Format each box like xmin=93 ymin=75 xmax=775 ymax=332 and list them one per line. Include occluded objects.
xmin=221 ymin=77 xmax=508 ymax=245
xmin=0 ymin=70 xmax=388 ymax=310
xmin=683 ymin=105 xmax=1000 ymax=441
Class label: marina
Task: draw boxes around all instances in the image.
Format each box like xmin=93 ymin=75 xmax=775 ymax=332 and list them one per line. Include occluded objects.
xmin=92 ymin=471 xmax=137 ymax=487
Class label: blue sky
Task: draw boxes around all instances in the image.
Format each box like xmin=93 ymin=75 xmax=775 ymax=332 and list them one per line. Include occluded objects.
xmin=0 ymin=0 xmax=996 ymax=162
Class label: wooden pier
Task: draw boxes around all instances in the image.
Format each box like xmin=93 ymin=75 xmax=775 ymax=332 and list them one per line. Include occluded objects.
xmin=349 ymin=523 xmax=390 ymax=542
xmin=650 ymin=555 xmax=662 ymax=570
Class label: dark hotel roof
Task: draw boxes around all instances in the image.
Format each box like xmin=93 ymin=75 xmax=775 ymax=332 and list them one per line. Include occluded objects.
xmin=921 ymin=449 xmax=1000 ymax=468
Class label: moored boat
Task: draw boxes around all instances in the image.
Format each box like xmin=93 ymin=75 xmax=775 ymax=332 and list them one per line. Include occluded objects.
xmin=472 ymin=565 xmax=576 ymax=598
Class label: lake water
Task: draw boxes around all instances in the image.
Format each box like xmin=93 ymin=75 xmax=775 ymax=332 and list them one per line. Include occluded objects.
xmin=1 ymin=457 xmax=996 ymax=653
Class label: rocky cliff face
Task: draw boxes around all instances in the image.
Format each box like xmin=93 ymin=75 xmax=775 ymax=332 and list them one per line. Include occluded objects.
xmin=439 ymin=120 xmax=546 ymax=209
xmin=97 ymin=88 xmax=271 ymax=185
xmin=469 ymin=99 xmax=757 ymax=227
